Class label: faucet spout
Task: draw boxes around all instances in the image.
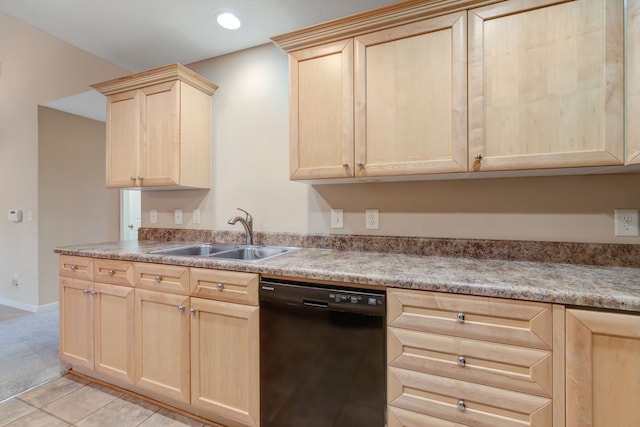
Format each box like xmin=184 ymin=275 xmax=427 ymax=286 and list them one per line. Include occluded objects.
xmin=228 ymin=208 xmax=253 ymax=245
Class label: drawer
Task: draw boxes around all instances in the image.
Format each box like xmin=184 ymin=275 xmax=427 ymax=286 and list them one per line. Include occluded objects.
xmin=388 ymin=327 xmax=552 ymax=397
xmin=190 ymin=268 xmax=259 ymax=306
xmin=388 ymin=367 xmax=552 ymax=427
xmin=59 ymin=255 xmax=93 ymax=281
xmin=387 ymin=289 xmax=552 ymax=350
xmin=134 ymin=263 xmax=189 ymax=295
xmin=94 ymin=259 xmax=134 ymax=287
xmin=388 ymin=405 xmax=471 ymax=427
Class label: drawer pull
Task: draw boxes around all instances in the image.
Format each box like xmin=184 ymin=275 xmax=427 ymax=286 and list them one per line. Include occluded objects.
xmin=154 ymin=275 xmax=163 ymax=283
xmin=217 ymin=283 xmax=224 ymax=291
xmin=457 ymin=355 xmax=466 ymax=367
xmin=178 ymin=305 xmax=186 ymax=312
xmin=457 ymin=399 xmax=466 ymax=411
xmin=457 ymin=312 xmax=466 ymax=322
xmin=189 ymin=308 xmax=198 ymax=315
xmin=107 ymin=269 xmax=115 ymax=276
xmin=70 ymin=265 xmax=78 ymax=272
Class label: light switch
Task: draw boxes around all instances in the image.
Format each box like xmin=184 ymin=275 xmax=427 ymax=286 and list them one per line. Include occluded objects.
xmin=193 ymin=209 xmax=201 ymax=224
xmin=150 ymin=209 xmax=158 ymax=224
xmin=175 ymin=209 xmax=183 ymax=225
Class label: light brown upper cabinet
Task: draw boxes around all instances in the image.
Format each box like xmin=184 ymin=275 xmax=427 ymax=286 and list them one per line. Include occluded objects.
xmin=627 ymin=0 xmax=640 ymax=165
xmin=468 ymin=0 xmax=624 ymax=172
xmin=92 ymin=64 xmax=217 ymax=189
xmin=280 ymin=9 xmax=468 ymax=180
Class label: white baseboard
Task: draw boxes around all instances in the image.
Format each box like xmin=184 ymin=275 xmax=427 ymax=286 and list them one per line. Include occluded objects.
xmin=0 ymin=298 xmax=59 ymax=313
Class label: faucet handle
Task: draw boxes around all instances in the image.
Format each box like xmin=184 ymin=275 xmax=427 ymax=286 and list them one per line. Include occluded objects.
xmin=236 ymin=208 xmax=253 ymax=225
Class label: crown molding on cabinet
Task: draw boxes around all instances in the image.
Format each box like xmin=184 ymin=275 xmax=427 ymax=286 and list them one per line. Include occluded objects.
xmin=91 ymin=63 xmax=218 ymax=96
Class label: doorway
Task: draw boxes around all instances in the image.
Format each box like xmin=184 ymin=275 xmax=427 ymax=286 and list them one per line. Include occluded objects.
xmin=121 ymin=189 xmax=141 ymax=240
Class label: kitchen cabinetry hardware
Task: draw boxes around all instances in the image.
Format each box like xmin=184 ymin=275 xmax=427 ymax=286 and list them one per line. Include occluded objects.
xmin=356 ymin=162 xmax=364 ymax=168
xmin=216 ymin=283 xmax=224 ymax=291
xmin=178 ymin=305 xmax=186 ymax=312
xmin=457 ymin=312 xmax=465 ymax=322
xmin=457 ymin=399 xmax=466 ymax=411
xmin=342 ymin=162 xmax=349 ymax=168
xmin=82 ymin=289 xmax=91 ymax=294
xmin=90 ymin=290 xmax=98 ymax=295
xmin=154 ymin=275 xmax=162 ymax=283
xmin=70 ymin=265 xmax=77 ymax=271
xmin=457 ymin=355 xmax=466 ymax=367
xmin=189 ymin=308 xmax=197 ymax=315
xmin=474 ymin=153 xmax=483 ymax=161
xmin=107 ymin=269 xmax=115 ymax=276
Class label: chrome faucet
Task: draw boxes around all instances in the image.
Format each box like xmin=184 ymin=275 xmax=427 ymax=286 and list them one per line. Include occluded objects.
xmin=228 ymin=208 xmax=253 ymax=245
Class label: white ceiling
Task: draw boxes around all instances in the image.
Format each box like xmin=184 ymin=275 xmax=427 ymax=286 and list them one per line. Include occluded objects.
xmin=3 ymin=0 xmax=401 ymax=120
xmin=0 ymin=0 xmax=401 ymax=72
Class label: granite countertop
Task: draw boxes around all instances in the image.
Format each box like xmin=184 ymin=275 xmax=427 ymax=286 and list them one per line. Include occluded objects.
xmin=55 ymin=240 xmax=640 ymax=313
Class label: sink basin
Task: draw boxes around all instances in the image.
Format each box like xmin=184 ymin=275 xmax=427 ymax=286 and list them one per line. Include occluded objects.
xmin=210 ymin=246 xmax=299 ymax=262
xmin=150 ymin=243 xmax=237 ymax=256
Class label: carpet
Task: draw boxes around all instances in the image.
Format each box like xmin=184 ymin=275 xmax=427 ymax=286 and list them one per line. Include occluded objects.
xmin=0 ymin=307 xmax=69 ymax=401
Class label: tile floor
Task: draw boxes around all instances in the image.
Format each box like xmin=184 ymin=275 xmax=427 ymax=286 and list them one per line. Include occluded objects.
xmin=0 ymin=375 xmax=215 ymax=427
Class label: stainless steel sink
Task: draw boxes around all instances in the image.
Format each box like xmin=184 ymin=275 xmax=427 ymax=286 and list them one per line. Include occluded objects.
xmin=210 ymin=246 xmax=299 ymax=262
xmin=150 ymin=243 xmax=299 ymax=262
xmin=150 ymin=243 xmax=238 ymax=256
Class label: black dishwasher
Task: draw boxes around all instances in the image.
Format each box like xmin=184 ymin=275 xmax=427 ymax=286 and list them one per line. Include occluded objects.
xmin=260 ymin=279 xmax=386 ymax=427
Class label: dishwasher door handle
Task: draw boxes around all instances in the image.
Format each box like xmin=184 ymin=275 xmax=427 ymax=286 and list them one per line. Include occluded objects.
xmin=303 ymin=299 xmax=328 ymax=308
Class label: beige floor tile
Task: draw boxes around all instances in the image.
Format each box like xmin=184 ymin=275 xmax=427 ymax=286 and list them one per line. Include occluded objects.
xmin=138 ymin=407 xmax=209 ymax=427
xmin=0 ymin=399 xmax=36 ymax=426
xmin=75 ymin=393 xmax=160 ymax=427
xmin=42 ymin=382 xmax=124 ymax=424
xmin=18 ymin=375 xmax=89 ymax=408
xmin=3 ymin=409 xmax=69 ymax=427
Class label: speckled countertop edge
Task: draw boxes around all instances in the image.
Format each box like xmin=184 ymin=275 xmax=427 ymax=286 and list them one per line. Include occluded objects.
xmin=54 ymin=240 xmax=640 ymax=313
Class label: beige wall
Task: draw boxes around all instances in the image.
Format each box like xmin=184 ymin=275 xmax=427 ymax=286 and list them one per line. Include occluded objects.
xmin=141 ymin=43 xmax=640 ymax=245
xmin=0 ymin=12 xmax=127 ymax=309
xmin=38 ymin=107 xmax=120 ymax=305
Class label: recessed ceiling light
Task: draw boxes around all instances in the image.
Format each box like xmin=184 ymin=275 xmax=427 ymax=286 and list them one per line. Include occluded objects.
xmin=216 ymin=12 xmax=241 ymax=30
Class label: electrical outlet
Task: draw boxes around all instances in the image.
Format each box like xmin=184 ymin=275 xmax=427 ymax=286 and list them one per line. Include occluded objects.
xmin=615 ymin=209 xmax=639 ymax=236
xmin=331 ymin=209 xmax=344 ymax=229
xmin=175 ymin=209 xmax=183 ymax=225
xmin=365 ymin=209 xmax=379 ymax=230
xmin=150 ymin=209 xmax=158 ymax=224
xmin=193 ymin=209 xmax=201 ymax=224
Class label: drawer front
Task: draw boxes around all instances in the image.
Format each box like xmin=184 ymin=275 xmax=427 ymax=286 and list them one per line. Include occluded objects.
xmin=134 ymin=263 xmax=189 ymax=295
xmin=388 ymin=367 xmax=552 ymax=427
xmin=388 ymin=405 xmax=471 ymax=427
xmin=388 ymin=289 xmax=552 ymax=350
xmin=190 ymin=268 xmax=259 ymax=306
xmin=94 ymin=259 xmax=134 ymax=287
xmin=388 ymin=326 xmax=552 ymax=397
xmin=59 ymin=255 xmax=94 ymax=281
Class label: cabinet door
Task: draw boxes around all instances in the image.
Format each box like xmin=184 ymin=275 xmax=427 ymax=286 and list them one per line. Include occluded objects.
xmin=94 ymin=282 xmax=135 ymax=384
xmin=140 ymin=81 xmax=181 ymax=186
xmin=566 ymin=309 xmax=640 ymax=427
xmin=190 ymin=297 xmax=259 ymax=427
xmin=106 ymin=89 xmax=141 ymax=187
xmin=59 ymin=277 xmax=93 ymax=369
xmin=354 ymin=12 xmax=467 ymax=177
xmin=134 ymin=289 xmax=190 ymax=403
xmin=627 ymin=0 xmax=640 ymax=164
xmin=290 ymin=39 xmax=354 ymax=179
xmin=468 ymin=0 xmax=623 ymax=171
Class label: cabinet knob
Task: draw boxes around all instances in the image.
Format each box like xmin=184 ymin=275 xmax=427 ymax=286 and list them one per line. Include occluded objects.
xmin=342 ymin=162 xmax=349 ymax=168
xmin=70 ymin=265 xmax=77 ymax=272
xmin=189 ymin=308 xmax=197 ymax=315
xmin=457 ymin=355 xmax=466 ymax=367
xmin=356 ymin=162 xmax=364 ymax=168
xmin=90 ymin=290 xmax=98 ymax=296
xmin=137 ymin=176 xmax=144 ymax=183
xmin=107 ymin=269 xmax=115 ymax=276
xmin=178 ymin=305 xmax=186 ymax=312
xmin=217 ymin=283 xmax=224 ymax=291
xmin=474 ymin=153 xmax=483 ymax=161
xmin=82 ymin=289 xmax=91 ymax=294
xmin=457 ymin=399 xmax=467 ymax=411
xmin=154 ymin=275 xmax=163 ymax=283
xmin=457 ymin=312 xmax=466 ymax=322
xmin=130 ymin=176 xmax=136 ymax=182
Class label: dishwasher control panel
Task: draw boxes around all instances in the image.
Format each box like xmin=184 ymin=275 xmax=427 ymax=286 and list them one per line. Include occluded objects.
xmin=330 ymin=293 xmax=384 ymax=307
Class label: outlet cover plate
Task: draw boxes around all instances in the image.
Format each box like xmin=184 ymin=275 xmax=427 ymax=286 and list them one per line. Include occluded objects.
xmin=615 ymin=209 xmax=639 ymax=236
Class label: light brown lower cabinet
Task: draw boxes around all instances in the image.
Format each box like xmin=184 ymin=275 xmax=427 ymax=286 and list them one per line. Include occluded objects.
xmin=566 ymin=309 xmax=640 ymax=427
xmin=59 ymin=257 xmax=135 ymax=385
